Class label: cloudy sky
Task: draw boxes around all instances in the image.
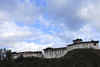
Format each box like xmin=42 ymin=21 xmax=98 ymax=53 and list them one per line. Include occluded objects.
xmin=0 ymin=0 xmax=100 ymax=52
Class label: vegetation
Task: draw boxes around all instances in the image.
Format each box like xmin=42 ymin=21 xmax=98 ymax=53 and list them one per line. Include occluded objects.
xmin=1 ymin=49 xmax=100 ymax=67
xmin=6 ymin=50 xmax=12 ymax=60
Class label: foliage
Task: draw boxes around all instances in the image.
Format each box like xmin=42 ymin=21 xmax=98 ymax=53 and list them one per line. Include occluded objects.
xmin=6 ymin=50 xmax=12 ymax=60
xmin=15 ymin=54 xmax=24 ymax=62
xmin=0 ymin=49 xmax=100 ymax=67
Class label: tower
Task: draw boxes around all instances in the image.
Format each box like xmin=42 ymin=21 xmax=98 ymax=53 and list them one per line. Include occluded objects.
xmin=73 ymin=38 xmax=82 ymax=44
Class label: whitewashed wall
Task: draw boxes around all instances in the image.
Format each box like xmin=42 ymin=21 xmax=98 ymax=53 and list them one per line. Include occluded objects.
xmin=43 ymin=49 xmax=68 ymax=59
xmin=68 ymin=42 xmax=99 ymax=50
xmin=12 ymin=53 xmax=42 ymax=59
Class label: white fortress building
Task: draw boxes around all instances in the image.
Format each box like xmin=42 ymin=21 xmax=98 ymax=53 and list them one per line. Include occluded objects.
xmin=43 ymin=39 xmax=99 ymax=59
xmin=67 ymin=39 xmax=99 ymax=50
xmin=43 ymin=47 xmax=68 ymax=58
xmin=11 ymin=39 xmax=99 ymax=59
xmin=12 ymin=51 xmax=42 ymax=59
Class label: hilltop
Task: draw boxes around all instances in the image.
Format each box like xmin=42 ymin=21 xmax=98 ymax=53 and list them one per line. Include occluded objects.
xmin=0 ymin=49 xmax=100 ymax=67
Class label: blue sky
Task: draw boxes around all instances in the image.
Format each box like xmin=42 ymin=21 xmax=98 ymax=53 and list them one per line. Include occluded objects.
xmin=0 ymin=0 xmax=100 ymax=52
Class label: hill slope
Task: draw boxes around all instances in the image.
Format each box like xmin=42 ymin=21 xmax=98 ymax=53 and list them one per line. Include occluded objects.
xmin=58 ymin=49 xmax=100 ymax=67
xmin=0 ymin=49 xmax=100 ymax=67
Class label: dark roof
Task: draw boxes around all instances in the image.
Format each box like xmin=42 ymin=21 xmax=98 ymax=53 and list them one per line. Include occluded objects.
xmin=12 ymin=51 xmax=42 ymax=54
xmin=73 ymin=39 xmax=82 ymax=42
xmin=12 ymin=52 xmax=16 ymax=54
xmin=67 ymin=41 xmax=99 ymax=46
xmin=43 ymin=47 xmax=67 ymax=51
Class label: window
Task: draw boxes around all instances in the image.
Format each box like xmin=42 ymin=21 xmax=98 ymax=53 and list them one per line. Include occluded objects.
xmin=94 ymin=43 xmax=96 ymax=46
xmin=55 ymin=51 xmax=56 ymax=54
xmin=83 ymin=44 xmax=85 ymax=46
xmin=50 ymin=52 xmax=51 ymax=54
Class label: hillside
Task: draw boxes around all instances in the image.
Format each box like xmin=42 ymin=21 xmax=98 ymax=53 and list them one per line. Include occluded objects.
xmin=0 ymin=49 xmax=100 ymax=67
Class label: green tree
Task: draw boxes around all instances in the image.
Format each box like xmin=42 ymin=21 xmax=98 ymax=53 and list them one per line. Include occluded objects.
xmin=6 ymin=50 xmax=11 ymax=60
xmin=15 ymin=54 xmax=24 ymax=62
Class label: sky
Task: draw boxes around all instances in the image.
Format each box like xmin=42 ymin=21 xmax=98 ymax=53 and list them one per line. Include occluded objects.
xmin=0 ymin=0 xmax=100 ymax=52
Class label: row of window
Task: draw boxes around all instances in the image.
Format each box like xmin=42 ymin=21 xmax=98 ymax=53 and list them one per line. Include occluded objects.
xmin=45 ymin=50 xmax=65 ymax=55
xmin=68 ymin=43 xmax=97 ymax=49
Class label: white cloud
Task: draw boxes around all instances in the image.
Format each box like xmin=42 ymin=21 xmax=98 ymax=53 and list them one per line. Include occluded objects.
xmin=0 ymin=0 xmax=100 ymax=52
xmin=43 ymin=0 xmax=100 ymax=31
xmin=56 ymin=24 xmax=100 ymax=44
xmin=12 ymin=42 xmax=54 ymax=52
xmin=38 ymin=15 xmax=50 ymax=27
xmin=0 ymin=0 xmax=46 ymax=24
xmin=0 ymin=10 xmax=66 ymax=52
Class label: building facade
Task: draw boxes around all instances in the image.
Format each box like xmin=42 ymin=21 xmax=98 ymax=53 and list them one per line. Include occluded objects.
xmin=67 ymin=39 xmax=99 ymax=50
xmin=43 ymin=47 xmax=68 ymax=58
xmin=43 ymin=39 xmax=99 ymax=59
xmin=12 ymin=51 xmax=42 ymax=59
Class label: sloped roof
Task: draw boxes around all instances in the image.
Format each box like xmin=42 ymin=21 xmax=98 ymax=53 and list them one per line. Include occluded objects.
xmin=12 ymin=51 xmax=42 ymax=54
xmin=67 ymin=41 xmax=99 ymax=46
xmin=43 ymin=47 xmax=67 ymax=51
xmin=73 ymin=39 xmax=82 ymax=42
